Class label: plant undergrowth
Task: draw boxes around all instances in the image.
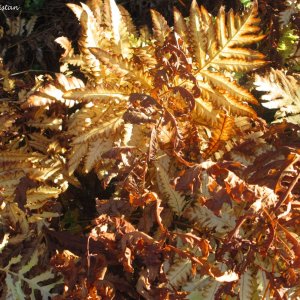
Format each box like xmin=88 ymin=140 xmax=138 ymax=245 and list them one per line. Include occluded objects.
xmin=0 ymin=0 xmax=299 ymax=299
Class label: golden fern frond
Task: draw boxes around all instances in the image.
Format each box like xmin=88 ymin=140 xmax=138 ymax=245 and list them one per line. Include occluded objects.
xmin=68 ymin=143 xmax=88 ymax=175
xmin=192 ymin=96 xmax=223 ymax=127
xmin=84 ymin=138 xmax=114 ymax=173
xmin=63 ymin=85 xmax=130 ymax=102
xmin=189 ymin=0 xmax=209 ymax=69
xmin=26 ymin=186 xmax=61 ymax=210
xmin=118 ymin=4 xmax=136 ymax=35
xmin=0 ymin=150 xmax=43 ymax=163
xmin=103 ymin=0 xmax=129 ymax=53
xmin=55 ymin=37 xmax=74 ymax=62
xmin=201 ymin=71 xmax=258 ymax=104
xmin=24 ymin=74 xmax=84 ymax=108
xmin=89 ymin=48 xmax=153 ymax=88
xmin=67 ymin=2 xmax=110 ymax=81
xmin=55 ymin=37 xmax=83 ymax=72
xmin=174 ymin=1 xmax=266 ymax=118
xmin=195 ymin=77 xmax=257 ymax=117
xmin=67 ymin=99 xmax=127 ymax=174
xmin=203 ymin=114 xmax=235 ymax=159
xmin=179 ymin=0 xmax=266 ymax=72
xmin=27 ymin=117 xmax=62 ymax=131
xmin=174 ymin=8 xmax=189 ymax=47
xmin=0 ymin=150 xmax=67 ymax=245
xmin=132 ymin=46 xmax=157 ymax=70
xmin=66 ymin=3 xmax=84 ymax=21
xmin=214 ymin=2 xmax=265 ymax=66
xmin=66 ymin=1 xmax=137 ymax=81
xmin=63 ymin=0 xmax=267 ymax=174
xmin=86 ymin=0 xmax=104 ymax=25
xmin=150 ymin=10 xmax=171 ymax=46
xmin=0 ymin=102 xmax=19 ymax=139
xmin=71 ymin=113 xmax=124 ymax=145
xmin=77 ymin=7 xmax=104 ymax=81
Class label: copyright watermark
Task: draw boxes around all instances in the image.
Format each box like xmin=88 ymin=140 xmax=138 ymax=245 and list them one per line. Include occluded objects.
xmin=0 ymin=4 xmax=21 ymax=11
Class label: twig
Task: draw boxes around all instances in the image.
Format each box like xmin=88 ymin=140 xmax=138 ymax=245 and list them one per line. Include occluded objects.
xmin=274 ymin=171 xmax=300 ymax=211
xmin=0 ymin=69 xmax=57 ymax=81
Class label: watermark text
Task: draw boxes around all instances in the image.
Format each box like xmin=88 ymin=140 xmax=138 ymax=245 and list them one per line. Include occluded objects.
xmin=0 ymin=4 xmax=21 ymax=11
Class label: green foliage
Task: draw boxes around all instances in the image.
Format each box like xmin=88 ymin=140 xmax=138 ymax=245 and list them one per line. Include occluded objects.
xmin=25 ymin=0 xmax=45 ymax=12
xmin=277 ymin=24 xmax=299 ymax=59
xmin=240 ymin=0 xmax=252 ymax=8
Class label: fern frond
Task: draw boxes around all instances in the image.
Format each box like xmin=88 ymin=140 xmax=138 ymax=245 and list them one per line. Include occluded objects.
xmin=203 ymin=114 xmax=235 ymax=158
xmin=189 ymin=0 xmax=209 ymax=68
xmin=25 ymin=74 xmax=84 ymax=108
xmin=155 ymin=160 xmax=185 ymax=215
xmin=0 ymin=150 xmax=43 ymax=163
xmin=172 ymin=2 xmax=265 ymax=118
xmin=239 ymin=268 xmax=255 ymax=300
xmin=167 ymin=259 xmax=192 ymax=288
xmin=254 ymin=68 xmax=300 ymax=124
xmin=63 ymin=85 xmax=130 ymax=102
xmin=107 ymin=0 xmax=122 ymax=45
xmin=25 ymin=186 xmax=61 ymax=209
xmin=151 ymin=10 xmax=171 ymax=46
xmin=184 ymin=202 xmax=236 ymax=235
xmin=67 ymin=99 xmax=126 ymax=174
xmin=1 ymin=245 xmax=62 ymax=299
xmin=27 ymin=117 xmax=62 ymax=131
xmin=174 ymin=8 xmax=189 ymax=46
xmin=178 ymin=1 xmax=266 ymax=72
xmin=185 ymin=276 xmax=220 ymax=300
xmin=103 ymin=0 xmax=133 ymax=57
xmin=118 ymin=5 xmax=136 ymax=35
xmin=201 ymin=70 xmax=258 ymax=104
xmin=279 ymin=0 xmax=299 ymax=25
xmin=84 ymin=138 xmax=113 ymax=173
xmin=77 ymin=9 xmax=103 ymax=82
xmin=255 ymin=269 xmax=271 ymax=299
xmin=86 ymin=0 xmax=104 ymax=25
xmin=68 ymin=143 xmax=88 ymax=175
xmin=89 ymin=48 xmax=153 ymax=88
xmin=192 ymin=96 xmax=221 ymax=126
xmin=66 ymin=3 xmax=83 ymax=21
xmin=72 ymin=115 xmax=124 ymax=144
xmin=55 ymin=36 xmax=74 ymax=60
xmin=195 ymin=78 xmax=257 ymax=117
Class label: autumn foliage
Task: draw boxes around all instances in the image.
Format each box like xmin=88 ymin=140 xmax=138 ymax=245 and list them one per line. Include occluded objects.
xmin=0 ymin=0 xmax=299 ymax=299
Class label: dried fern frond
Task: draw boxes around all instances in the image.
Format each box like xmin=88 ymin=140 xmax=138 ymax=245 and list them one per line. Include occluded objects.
xmin=0 ymin=242 xmax=62 ymax=299
xmin=67 ymin=99 xmax=127 ymax=174
xmin=279 ymin=0 xmax=300 ymax=25
xmin=174 ymin=1 xmax=266 ymax=118
xmin=254 ymin=68 xmax=300 ymax=124
xmin=24 ymin=74 xmax=85 ymax=108
xmin=155 ymin=159 xmax=186 ymax=215
xmin=0 ymin=0 xmax=296 ymax=299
